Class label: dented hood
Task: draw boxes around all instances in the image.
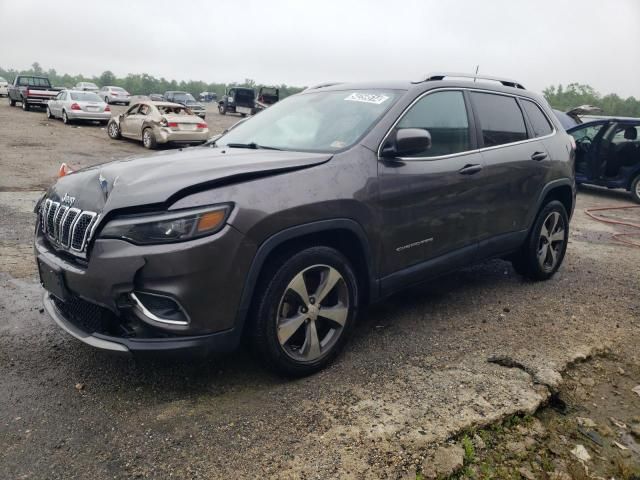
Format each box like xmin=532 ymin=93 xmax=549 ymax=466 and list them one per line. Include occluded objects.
xmin=47 ymin=146 xmax=332 ymax=213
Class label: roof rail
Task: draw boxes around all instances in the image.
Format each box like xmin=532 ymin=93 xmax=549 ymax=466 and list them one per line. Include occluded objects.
xmin=304 ymin=82 xmax=344 ymax=91
xmin=419 ymin=72 xmax=526 ymax=90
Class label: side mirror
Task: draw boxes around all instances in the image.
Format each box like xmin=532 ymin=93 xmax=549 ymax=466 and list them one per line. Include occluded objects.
xmin=382 ymin=128 xmax=432 ymax=158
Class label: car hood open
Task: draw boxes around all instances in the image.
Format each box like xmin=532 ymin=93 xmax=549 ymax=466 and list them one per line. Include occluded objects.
xmin=46 ymin=146 xmax=332 ymax=214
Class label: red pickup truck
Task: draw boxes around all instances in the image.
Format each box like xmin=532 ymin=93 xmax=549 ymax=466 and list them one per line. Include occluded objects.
xmin=8 ymin=75 xmax=61 ymax=111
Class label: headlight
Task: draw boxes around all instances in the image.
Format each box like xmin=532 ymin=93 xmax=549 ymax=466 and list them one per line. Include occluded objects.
xmin=99 ymin=204 xmax=231 ymax=245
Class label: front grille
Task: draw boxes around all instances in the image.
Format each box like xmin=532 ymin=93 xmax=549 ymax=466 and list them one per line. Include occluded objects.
xmin=51 ymin=295 xmax=116 ymax=334
xmin=41 ymin=199 xmax=99 ymax=256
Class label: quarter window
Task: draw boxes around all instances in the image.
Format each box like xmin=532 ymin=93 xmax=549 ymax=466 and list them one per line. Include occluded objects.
xmin=396 ymin=91 xmax=470 ymax=157
xmin=521 ymin=99 xmax=553 ymax=137
xmin=471 ymin=92 xmax=527 ymax=147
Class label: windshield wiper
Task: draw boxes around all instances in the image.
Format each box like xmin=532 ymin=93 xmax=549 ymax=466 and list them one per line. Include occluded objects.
xmin=226 ymin=142 xmax=281 ymax=151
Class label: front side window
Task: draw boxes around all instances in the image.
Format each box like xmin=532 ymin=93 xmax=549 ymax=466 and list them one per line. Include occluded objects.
xmin=217 ymin=89 xmax=400 ymax=153
xmin=396 ymin=90 xmax=470 ymax=157
xmin=126 ymin=104 xmax=140 ymax=115
xmin=521 ymin=99 xmax=553 ymax=137
xmin=471 ymin=92 xmax=527 ymax=147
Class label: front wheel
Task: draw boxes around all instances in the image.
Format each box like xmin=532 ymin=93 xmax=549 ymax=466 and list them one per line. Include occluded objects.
xmin=142 ymin=127 xmax=157 ymax=149
xmin=511 ymin=200 xmax=569 ymax=280
xmin=9 ymin=97 xmax=16 ymax=107
xmin=46 ymin=106 xmax=53 ymax=119
xmin=22 ymin=99 xmax=29 ymax=111
xmin=218 ymin=103 xmax=226 ymax=115
xmin=107 ymin=120 xmax=121 ymax=139
xmin=249 ymin=246 xmax=359 ymax=377
xmin=104 ymin=96 xmax=110 ymax=105
xmin=631 ymin=175 xmax=640 ymax=204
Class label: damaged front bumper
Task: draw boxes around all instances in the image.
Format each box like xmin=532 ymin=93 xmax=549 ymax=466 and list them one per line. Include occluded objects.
xmin=35 ymin=221 xmax=255 ymax=355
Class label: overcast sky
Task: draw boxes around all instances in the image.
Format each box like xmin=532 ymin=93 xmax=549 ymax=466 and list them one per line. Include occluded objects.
xmin=1 ymin=0 xmax=639 ymax=97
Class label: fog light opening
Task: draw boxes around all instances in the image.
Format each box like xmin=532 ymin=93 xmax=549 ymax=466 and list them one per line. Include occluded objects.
xmin=130 ymin=292 xmax=189 ymax=326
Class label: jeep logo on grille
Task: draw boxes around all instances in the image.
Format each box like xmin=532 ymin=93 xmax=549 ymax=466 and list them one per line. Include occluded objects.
xmin=61 ymin=193 xmax=76 ymax=207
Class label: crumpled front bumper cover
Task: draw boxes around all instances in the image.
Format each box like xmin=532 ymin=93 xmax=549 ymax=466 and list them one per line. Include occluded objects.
xmin=43 ymin=292 xmax=241 ymax=355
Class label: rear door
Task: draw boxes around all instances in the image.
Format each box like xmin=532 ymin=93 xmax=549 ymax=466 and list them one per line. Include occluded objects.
xmin=470 ymin=91 xmax=551 ymax=246
xmin=377 ymin=89 xmax=484 ymax=278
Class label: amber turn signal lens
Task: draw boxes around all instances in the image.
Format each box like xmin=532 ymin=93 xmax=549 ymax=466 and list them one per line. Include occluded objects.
xmin=196 ymin=210 xmax=226 ymax=232
xmin=58 ymin=163 xmax=73 ymax=178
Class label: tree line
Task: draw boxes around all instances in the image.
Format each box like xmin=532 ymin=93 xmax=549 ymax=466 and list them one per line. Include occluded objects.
xmin=2 ymin=63 xmax=639 ymax=116
xmin=543 ymin=83 xmax=640 ymax=117
xmin=0 ymin=62 xmax=305 ymax=100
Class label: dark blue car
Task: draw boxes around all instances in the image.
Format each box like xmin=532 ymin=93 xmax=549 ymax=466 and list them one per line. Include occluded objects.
xmin=568 ymin=118 xmax=640 ymax=202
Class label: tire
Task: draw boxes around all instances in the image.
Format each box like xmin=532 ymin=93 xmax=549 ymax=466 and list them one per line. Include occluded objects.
xmin=240 ymin=113 xmax=247 ymax=117
xmin=511 ymin=200 xmax=569 ymax=281
xmin=46 ymin=106 xmax=53 ymax=119
xmin=22 ymin=99 xmax=29 ymax=111
xmin=107 ymin=120 xmax=121 ymax=139
xmin=249 ymin=246 xmax=359 ymax=377
xmin=142 ymin=127 xmax=157 ymax=149
xmin=9 ymin=97 xmax=16 ymax=107
xmin=630 ymin=175 xmax=640 ymax=204
xmin=62 ymin=110 xmax=71 ymax=124
xmin=104 ymin=96 xmax=110 ymax=105
xmin=218 ymin=103 xmax=226 ymax=115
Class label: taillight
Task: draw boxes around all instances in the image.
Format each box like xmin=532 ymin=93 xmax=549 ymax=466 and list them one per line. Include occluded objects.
xmin=71 ymin=103 xmax=81 ymax=110
xmin=167 ymin=122 xmax=179 ymax=128
xmin=196 ymin=123 xmax=208 ymax=129
xmin=104 ymin=105 xmax=110 ymax=112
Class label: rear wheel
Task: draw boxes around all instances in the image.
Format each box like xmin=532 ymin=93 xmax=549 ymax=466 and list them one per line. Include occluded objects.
xmin=511 ymin=200 xmax=569 ymax=280
xmin=107 ymin=120 xmax=121 ymax=139
xmin=142 ymin=127 xmax=157 ymax=149
xmin=631 ymin=175 xmax=640 ymax=204
xmin=249 ymin=246 xmax=359 ymax=377
xmin=62 ymin=110 xmax=71 ymax=124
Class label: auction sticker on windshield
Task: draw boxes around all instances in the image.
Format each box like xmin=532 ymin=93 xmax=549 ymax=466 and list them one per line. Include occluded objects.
xmin=344 ymin=92 xmax=390 ymax=104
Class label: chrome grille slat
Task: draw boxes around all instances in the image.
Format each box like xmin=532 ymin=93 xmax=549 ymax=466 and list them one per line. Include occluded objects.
xmin=39 ymin=198 xmax=98 ymax=257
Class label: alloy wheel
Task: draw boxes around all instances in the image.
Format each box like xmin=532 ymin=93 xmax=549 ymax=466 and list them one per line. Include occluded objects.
xmin=143 ymin=130 xmax=151 ymax=147
xmin=108 ymin=123 xmax=118 ymax=138
xmin=276 ymin=264 xmax=349 ymax=362
xmin=62 ymin=111 xmax=68 ymax=124
xmin=635 ymin=179 xmax=640 ymax=199
xmin=537 ymin=211 xmax=565 ymax=271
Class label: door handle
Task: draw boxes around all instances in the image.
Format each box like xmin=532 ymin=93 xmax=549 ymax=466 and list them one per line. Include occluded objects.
xmin=458 ymin=164 xmax=483 ymax=175
xmin=531 ymin=151 xmax=548 ymax=161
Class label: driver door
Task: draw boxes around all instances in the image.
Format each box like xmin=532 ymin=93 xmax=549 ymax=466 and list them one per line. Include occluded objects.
xmin=377 ymin=89 xmax=484 ymax=280
xmin=120 ymin=104 xmax=141 ymax=138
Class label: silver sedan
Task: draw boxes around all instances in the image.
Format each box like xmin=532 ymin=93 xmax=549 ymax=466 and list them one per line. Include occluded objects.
xmin=99 ymin=85 xmax=131 ymax=105
xmin=46 ymin=90 xmax=111 ymax=125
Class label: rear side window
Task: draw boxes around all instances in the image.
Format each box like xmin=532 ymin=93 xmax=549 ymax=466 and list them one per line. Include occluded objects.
xmin=471 ymin=92 xmax=527 ymax=147
xmin=521 ymin=99 xmax=553 ymax=137
xmin=397 ymin=91 xmax=470 ymax=157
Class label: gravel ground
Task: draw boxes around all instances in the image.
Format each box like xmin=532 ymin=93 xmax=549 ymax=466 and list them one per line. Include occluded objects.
xmin=0 ymin=99 xmax=639 ymax=479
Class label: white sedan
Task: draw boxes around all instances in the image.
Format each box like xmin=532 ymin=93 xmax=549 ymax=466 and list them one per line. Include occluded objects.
xmin=46 ymin=90 xmax=112 ymax=125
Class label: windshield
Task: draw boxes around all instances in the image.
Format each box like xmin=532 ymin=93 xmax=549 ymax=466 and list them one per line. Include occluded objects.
xmin=216 ymin=89 xmax=400 ymax=152
xmin=174 ymin=93 xmax=195 ymax=101
xmin=70 ymin=92 xmax=102 ymax=102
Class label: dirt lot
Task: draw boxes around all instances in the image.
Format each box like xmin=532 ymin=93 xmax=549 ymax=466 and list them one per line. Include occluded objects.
xmin=0 ymin=99 xmax=639 ymax=479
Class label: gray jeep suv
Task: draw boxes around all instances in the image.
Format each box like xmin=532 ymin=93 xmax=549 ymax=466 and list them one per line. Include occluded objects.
xmin=35 ymin=73 xmax=576 ymax=376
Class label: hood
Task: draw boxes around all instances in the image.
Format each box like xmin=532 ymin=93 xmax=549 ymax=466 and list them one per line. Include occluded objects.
xmin=47 ymin=147 xmax=332 ymax=215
